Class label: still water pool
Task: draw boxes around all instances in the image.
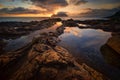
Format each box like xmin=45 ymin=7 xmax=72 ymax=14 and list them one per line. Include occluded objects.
xmin=58 ymin=27 xmax=120 ymax=80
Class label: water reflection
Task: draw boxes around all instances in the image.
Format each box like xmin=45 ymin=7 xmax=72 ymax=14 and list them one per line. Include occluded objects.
xmin=58 ymin=27 xmax=120 ymax=80
xmin=64 ymin=27 xmax=81 ymax=37
xmin=5 ymin=22 xmax=62 ymax=51
xmin=78 ymin=23 xmax=90 ymax=27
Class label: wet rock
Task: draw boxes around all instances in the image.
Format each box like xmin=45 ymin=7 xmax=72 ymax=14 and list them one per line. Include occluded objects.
xmin=63 ymin=19 xmax=79 ymax=27
xmin=56 ymin=26 xmax=65 ymax=35
xmin=0 ymin=18 xmax=111 ymax=80
xmin=77 ymin=19 xmax=120 ymax=32
xmin=0 ymin=32 xmax=109 ymax=80
xmin=39 ymin=32 xmax=59 ymax=46
xmin=10 ymin=43 xmax=108 ymax=80
xmin=101 ymin=32 xmax=120 ymax=69
xmin=0 ymin=18 xmax=62 ymax=39
xmin=107 ymin=33 xmax=120 ymax=54
xmin=101 ymin=44 xmax=120 ymax=69
xmin=33 ymin=44 xmax=51 ymax=53
xmin=108 ymin=10 xmax=120 ymax=21
xmin=0 ymin=39 xmax=6 ymax=54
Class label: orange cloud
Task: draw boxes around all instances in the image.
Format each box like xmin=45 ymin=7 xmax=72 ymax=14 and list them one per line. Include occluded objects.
xmin=0 ymin=7 xmax=53 ymax=17
xmin=0 ymin=3 xmax=4 ymax=8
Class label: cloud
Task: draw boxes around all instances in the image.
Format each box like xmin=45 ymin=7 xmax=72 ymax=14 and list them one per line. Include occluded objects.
xmin=51 ymin=12 xmax=68 ymax=17
xmin=0 ymin=0 xmax=14 ymax=2
xmin=69 ymin=0 xmax=88 ymax=5
xmin=78 ymin=7 xmax=120 ymax=17
xmin=0 ymin=4 xmax=3 ymax=8
xmin=0 ymin=7 xmax=40 ymax=14
xmin=29 ymin=0 xmax=68 ymax=12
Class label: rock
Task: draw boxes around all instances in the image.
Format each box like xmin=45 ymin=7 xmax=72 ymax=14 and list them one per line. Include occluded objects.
xmin=0 ymin=33 xmax=109 ymax=80
xmin=0 ymin=17 xmax=110 ymax=80
xmin=107 ymin=33 xmax=120 ymax=54
xmin=10 ymin=43 xmax=108 ymax=80
xmin=33 ymin=44 xmax=51 ymax=53
xmin=108 ymin=10 xmax=120 ymax=21
xmin=63 ymin=19 xmax=79 ymax=27
xmin=0 ymin=18 xmax=62 ymax=39
xmin=101 ymin=32 xmax=120 ymax=69
xmin=101 ymin=44 xmax=120 ymax=69
xmin=39 ymin=32 xmax=59 ymax=46
xmin=0 ymin=39 xmax=6 ymax=54
xmin=56 ymin=26 xmax=65 ymax=35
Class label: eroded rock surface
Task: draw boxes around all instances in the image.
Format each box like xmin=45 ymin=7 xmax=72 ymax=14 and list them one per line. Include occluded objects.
xmin=0 ymin=29 xmax=109 ymax=80
xmin=11 ymin=44 xmax=108 ymax=80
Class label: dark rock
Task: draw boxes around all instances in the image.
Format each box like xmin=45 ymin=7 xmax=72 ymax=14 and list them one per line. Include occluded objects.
xmin=10 ymin=44 xmax=108 ymax=80
xmin=63 ymin=19 xmax=79 ymax=27
xmin=101 ymin=32 xmax=120 ymax=69
xmin=0 ymin=18 xmax=110 ymax=80
xmin=0 ymin=18 xmax=62 ymax=39
xmin=0 ymin=32 xmax=109 ymax=80
xmin=107 ymin=33 xmax=120 ymax=54
xmin=108 ymin=10 xmax=120 ymax=20
xmin=101 ymin=44 xmax=120 ymax=69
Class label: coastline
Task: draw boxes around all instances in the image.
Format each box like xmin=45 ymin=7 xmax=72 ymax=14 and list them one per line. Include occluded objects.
xmin=0 ymin=18 xmax=120 ymax=80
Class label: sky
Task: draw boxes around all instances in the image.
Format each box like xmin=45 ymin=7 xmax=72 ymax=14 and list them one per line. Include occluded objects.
xmin=0 ymin=0 xmax=120 ymax=17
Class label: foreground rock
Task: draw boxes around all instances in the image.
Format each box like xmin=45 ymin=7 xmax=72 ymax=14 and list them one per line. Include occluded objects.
xmin=106 ymin=33 xmax=120 ymax=54
xmin=100 ymin=32 xmax=120 ymax=69
xmin=11 ymin=44 xmax=108 ymax=80
xmin=0 ymin=33 xmax=109 ymax=80
xmin=101 ymin=44 xmax=120 ymax=69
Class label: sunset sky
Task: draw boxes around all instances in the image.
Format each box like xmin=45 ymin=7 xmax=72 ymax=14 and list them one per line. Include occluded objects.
xmin=0 ymin=0 xmax=120 ymax=17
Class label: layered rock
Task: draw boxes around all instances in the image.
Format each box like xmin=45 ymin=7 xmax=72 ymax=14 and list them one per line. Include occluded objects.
xmin=107 ymin=33 xmax=120 ymax=54
xmin=0 ymin=18 xmax=61 ymax=39
xmin=11 ymin=44 xmax=108 ymax=80
xmin=0 ymin=32 xmax=109 ymax=80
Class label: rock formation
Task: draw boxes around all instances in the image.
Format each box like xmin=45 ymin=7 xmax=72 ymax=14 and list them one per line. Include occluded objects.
xmin=0 ymin=32 xmax=109 ymax=80
xmin=101 ymin=32 xmax=120 ymax=69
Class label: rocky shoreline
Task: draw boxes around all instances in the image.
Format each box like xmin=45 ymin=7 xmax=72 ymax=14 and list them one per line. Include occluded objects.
xmin=100 ymin=32 xmax=120 ymax=69
xmin=0 ymin=18 xmax=112 ymax=80
xmin=0 ymin=32 xmax=109 ymax=80
xmin=0 ymin=18 xmax=61 ymax=39
xmin=0 ymin=17 xmax=119 ymax=80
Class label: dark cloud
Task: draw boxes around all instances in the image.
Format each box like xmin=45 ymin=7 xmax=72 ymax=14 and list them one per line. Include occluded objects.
xmin=51 ymin=12 xmax=68 ymax=17
xmin=0 ymin=0 xmax=14 ymax=2
xmin=88 ymin=0 xmax=120 ymax=4
xmin=0 ymin=7 xmax=40 ymax=14
xmin=69 ymin=0 xmax=88 ymax=5
xmin=79 ymin=7 xmax=120 ymax=17
xmin=29 ymin=0 xmax=68 ymax=11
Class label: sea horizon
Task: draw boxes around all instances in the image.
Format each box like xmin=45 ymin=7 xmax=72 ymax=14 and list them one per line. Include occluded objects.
xmin=0 ymin=17 xmax=107 ymax=22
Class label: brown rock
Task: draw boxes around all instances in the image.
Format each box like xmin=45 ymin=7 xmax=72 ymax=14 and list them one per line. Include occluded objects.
xmin=10 ymin=44 xmax=108 ymax=80
xmin=107 ymin=33 xmax=120 ymax=54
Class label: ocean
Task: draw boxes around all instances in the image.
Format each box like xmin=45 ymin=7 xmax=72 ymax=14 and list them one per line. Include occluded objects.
xmin=0 ymin=17 xmax=107 ymax=22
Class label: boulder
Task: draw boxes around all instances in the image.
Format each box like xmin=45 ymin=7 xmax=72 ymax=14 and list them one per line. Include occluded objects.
xmin=10 ymin=44 xmax=108 ymax=80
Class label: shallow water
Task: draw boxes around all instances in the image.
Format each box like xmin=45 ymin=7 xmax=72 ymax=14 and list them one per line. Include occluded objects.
xmin=5 ymin=22 xmax=62 ymax=51
xmin=3 ymin=22 xmax=120 ymax=80
xmin=58 ymin=27 xmax=120 ymax=80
